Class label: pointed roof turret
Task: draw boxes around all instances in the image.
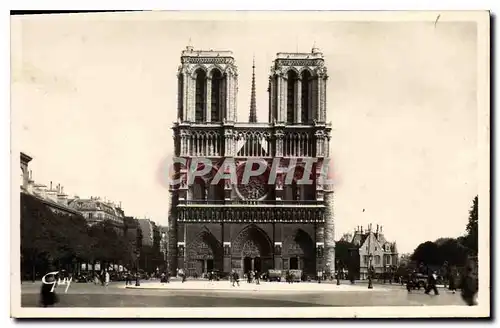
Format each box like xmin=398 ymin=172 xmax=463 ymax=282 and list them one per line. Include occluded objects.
xmin=249 ymin=56 xmax=257 ymax=123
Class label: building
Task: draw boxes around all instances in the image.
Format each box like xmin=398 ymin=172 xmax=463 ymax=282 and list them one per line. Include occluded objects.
xmin=20 ymin=152 xmax=81 ymax=217
xmin=167 ymin=45 xmax=333 ymax=278
xmin=67 ymin=197 xmax=125 ymax=233
xmin=123 ymin=216 xmax=141 ymax=248
xmin=350 ymin=224 xmax=399 ymax=279
xmin=137 ymin=218 xmax=154 ymax=247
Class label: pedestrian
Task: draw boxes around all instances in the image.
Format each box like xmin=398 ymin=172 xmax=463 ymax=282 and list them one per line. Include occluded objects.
xmin=425 ymin=271 xmax=439 ymax=295
xmin=460 ymin=265 xmax=478 ymax=306
xmin=255 ymin=270 xmax=260 ymax=285
xmin=105 ymin=270 xmax=110 ymax=287
xmin=179 ymin=268 xmax=186 ymax=283
xmin=125 ymin=271 xmax=130 ymax=286
xmin=40 ymin=274 xmax=59 ymax=307
xmin=94 ymin=273 xmax=99 ymax=285
xmin=231 ymin=270 xmax=240 ymax=287
xmin=448 ymin=266 xmax=457 ymax=294
xmin=406 ymin=271 xmax=415 ymax=292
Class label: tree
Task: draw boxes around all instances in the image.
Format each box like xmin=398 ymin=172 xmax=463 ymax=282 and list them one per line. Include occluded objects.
xmin=335 ymin=240 xmax=355 ymax=269
xmin=463 ymin=195 xmax=478 ymax=255
xmin=411 ymin=241 xmax=440 ymax=266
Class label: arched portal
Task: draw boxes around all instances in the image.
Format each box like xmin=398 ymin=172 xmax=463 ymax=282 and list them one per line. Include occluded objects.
xmin=283 ymin=229 xmax=315 ymax=275
xmin=232 ymin=225 xmax=273 ymax=276
xmin=186 ymin=228 xmax=223 ymax=277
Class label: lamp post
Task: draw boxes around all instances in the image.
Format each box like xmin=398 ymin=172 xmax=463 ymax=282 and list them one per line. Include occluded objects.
xmin=135 ymin=252 xmax=140 ymax=286
xmin=368 ymin=255 xmax=373 ymax=289
xmin=336 ymin=260 xmax=341 ymax=285
xmin=161 ymin=232 xmax=167 ymax=271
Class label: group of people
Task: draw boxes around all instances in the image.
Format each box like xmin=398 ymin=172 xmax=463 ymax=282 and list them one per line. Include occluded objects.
xmin=405 ymin=263 xmax=478 ymax=306
xmin=245 ymin=270 xmax=261 ymax=284
xmin=93 ymin=270 xmax=111 ymax=287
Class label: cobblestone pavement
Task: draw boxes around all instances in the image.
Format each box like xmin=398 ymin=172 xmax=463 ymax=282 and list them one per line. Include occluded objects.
xmin=20 ymin=280 xmax=469 ymax=307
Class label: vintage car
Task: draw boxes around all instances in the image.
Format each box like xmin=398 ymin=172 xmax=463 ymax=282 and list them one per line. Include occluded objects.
xmin=287 ymin=270 xmax=302 ymax=282
xmin=405 ymin=273 xmax=428 ymax=290
xmin=265 ymin=269 xmax=282 ymax=282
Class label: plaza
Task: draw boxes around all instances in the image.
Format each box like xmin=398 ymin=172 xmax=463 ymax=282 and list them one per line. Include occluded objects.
xmin=21 ymin=280 xmax=468 ymax=308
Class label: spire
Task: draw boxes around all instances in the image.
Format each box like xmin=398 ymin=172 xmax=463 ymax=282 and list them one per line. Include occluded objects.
xmin=249 ymin=56 xmax=257 ymax=123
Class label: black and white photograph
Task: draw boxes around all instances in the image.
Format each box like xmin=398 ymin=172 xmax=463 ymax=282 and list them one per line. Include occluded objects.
xmin=9 ymin=10 xmax=490 ymax=318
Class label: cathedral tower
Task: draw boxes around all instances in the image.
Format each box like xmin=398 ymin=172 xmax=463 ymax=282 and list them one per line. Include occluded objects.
xmin=267 ymin=45 xmax=334 ymax=274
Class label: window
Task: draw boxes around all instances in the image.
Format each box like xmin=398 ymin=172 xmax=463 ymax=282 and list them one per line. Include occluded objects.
xmin=195 ymin=69 xmax=206 ymax=122
xmin=211 ymin=70 xmax=223 ymax=122
xmin=178 ymin=74 xmax=184 ymax=121
xmin=375 ymin=256 xmax=381 ymax=265
xmin=301 ymin=70 xmax=311 ymax=123
xmin=286 ymin=71 xmax=297 ymax=124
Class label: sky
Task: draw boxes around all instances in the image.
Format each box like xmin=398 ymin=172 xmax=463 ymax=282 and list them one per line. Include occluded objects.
xmin=11 ymin=12 xmax=479 ymax=254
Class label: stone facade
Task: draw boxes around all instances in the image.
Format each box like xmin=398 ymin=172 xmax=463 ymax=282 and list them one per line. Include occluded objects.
xmin=168 ymin=46 xmax=334 ymax=278
xmin=351 ymin=224 xmax=399 ymax=279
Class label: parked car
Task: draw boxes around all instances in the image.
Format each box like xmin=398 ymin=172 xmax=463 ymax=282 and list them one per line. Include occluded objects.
xmin=265 ymin=269 xmax=282 ymax=282
xmin=405 ymin=273 xmax=428 ymax=290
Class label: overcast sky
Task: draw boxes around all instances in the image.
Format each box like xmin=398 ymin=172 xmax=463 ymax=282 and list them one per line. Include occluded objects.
xmin=11 ymin=12 xmax=479 ymax=254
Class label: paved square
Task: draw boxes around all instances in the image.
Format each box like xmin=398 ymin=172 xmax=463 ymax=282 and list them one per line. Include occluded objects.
xmin=21 ymin=280 xmax=469 ymax=307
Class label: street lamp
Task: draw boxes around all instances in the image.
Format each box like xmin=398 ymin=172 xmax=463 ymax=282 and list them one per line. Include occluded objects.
xmin=161 ymin=232 xmax=167 ymax=269
xmin=368 ymin=255 xmax=373 ymax=289
xmin=135 ymin=252 xmax=141 ymax=286
xmin=336 ymin=261 xmax=341 ymax=285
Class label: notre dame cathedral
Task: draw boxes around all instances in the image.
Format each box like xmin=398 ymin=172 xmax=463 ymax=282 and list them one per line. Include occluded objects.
xmin=167 ymin=44 xmax=334 ymax=279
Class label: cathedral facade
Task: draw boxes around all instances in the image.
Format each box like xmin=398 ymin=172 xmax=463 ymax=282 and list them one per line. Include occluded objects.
xmin=167 ymin=45 xmax=334 ymax=278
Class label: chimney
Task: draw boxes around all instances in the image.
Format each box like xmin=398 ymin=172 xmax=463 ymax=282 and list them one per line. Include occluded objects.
xmin=361 ymin=226 xmax=363 ymax=233
xmin=376 ymin=224 xmax=379 ymax=234
xmin=50 ymin=181 xmax=53 ymax=190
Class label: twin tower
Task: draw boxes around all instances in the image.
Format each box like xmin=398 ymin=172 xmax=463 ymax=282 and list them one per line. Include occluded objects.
xmin=175 ymin=44 xmax=329 ymax=125
xmin=168 ymin=45 xmax=335 ymax=278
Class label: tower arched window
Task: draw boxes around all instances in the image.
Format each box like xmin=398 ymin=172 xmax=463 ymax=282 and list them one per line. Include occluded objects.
xmin=301 ymin=70 xmax=312 ymax=123
xmin=195 ymin=69 xmax=206 ymax=123
xmin=177 ymin=74 xmax=184 ymax=121
xmin=211 ymin=69 xmax=223 ymax=122
xmin=286 ymin=71 xmax=298 ymax=124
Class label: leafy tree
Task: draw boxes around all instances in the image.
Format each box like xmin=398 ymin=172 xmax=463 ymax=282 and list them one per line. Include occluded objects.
xmin=463 ymin=195 xmax=478 ymax=255
xmin=335 ymin=240 xmax=356 ymax=269
xmin=411 ymin=241 xmax=440 ymax=265
xmin=21 ymin=193 xmax=139 ymax=279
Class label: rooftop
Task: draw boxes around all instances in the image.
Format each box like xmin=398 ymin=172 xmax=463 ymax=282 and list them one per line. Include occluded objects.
xmin=181 ymin=46 xmax=234 ymax=58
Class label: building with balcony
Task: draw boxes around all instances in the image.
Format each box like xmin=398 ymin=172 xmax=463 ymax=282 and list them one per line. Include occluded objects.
xmin=350 ymin=224 xmax=399 ymax=279
xmin=167 ymin=45 xmax=334 ymax=278
xmin=67 ymin=197 xmax=125 ymax=233
xmin=20 ymin=152 xmax=81 ymax=217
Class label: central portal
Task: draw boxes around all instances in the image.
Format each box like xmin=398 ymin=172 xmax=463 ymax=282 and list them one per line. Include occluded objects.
xmin=232 ymin=225 xmax=273 ymax=276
